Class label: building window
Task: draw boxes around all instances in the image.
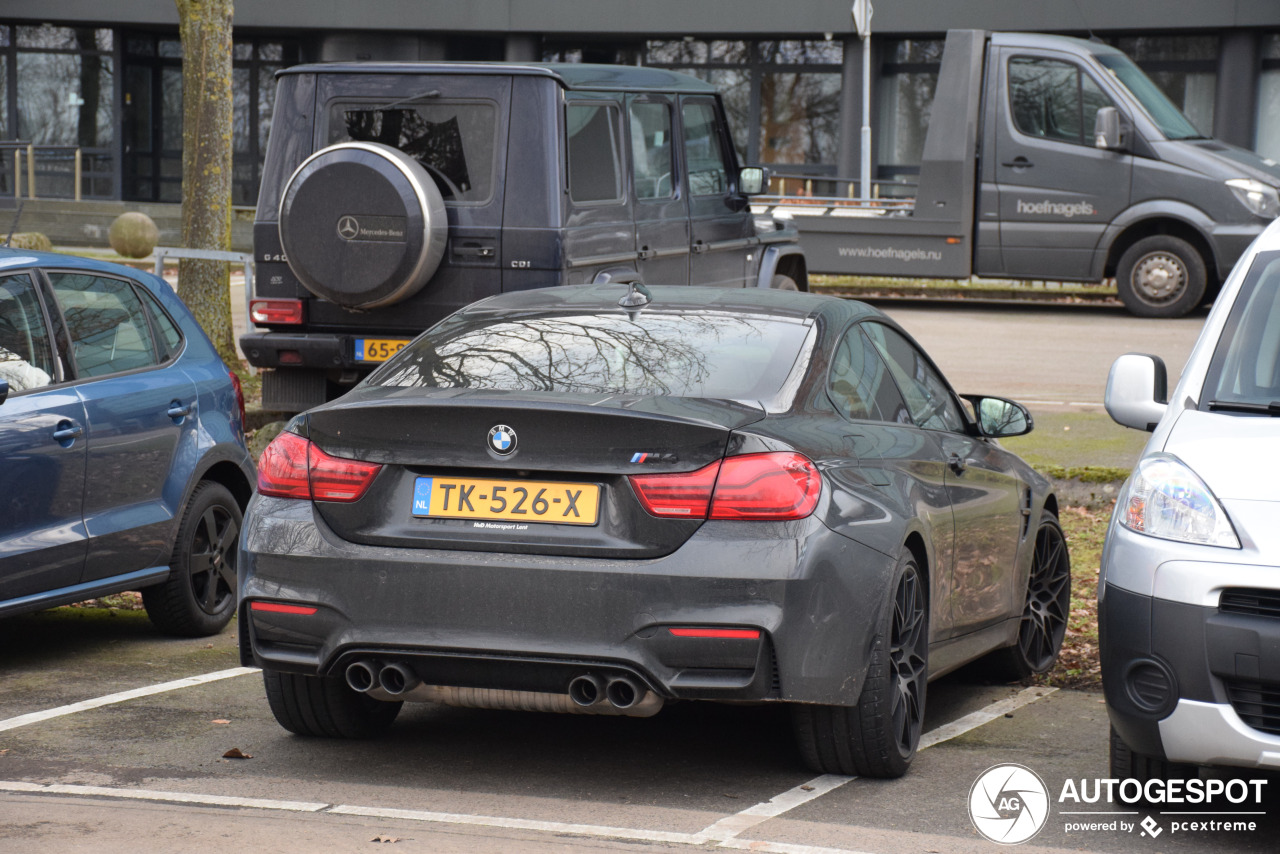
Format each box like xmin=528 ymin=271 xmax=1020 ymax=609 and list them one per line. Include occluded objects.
xmin=644 ymin=39 xmax=840 ymax=180
xmin=6 ymin=24 xmax=115 ymax=199
xmin=877 ymin=39 xmax=943 ymax=185
xmin=1258 ymin=35 xmax=1280 ymax=161
xmin=232 ymin=37 xmax=300 ymax=206
xmin=1111 ymin=35 xmax=1218 ymax=135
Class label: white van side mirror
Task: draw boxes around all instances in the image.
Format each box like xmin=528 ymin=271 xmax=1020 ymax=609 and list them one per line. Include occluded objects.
xmin=1105 ymin=353 xmax=1168 ymax=431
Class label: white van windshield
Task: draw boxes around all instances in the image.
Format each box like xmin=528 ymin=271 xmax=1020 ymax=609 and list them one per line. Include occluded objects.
xmin=1202 ymin=251 xmax=1280 ymax=412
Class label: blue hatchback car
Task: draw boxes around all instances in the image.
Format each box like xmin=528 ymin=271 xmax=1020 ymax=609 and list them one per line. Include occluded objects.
xmin=0 ymin=248 xmax=255 ymax=636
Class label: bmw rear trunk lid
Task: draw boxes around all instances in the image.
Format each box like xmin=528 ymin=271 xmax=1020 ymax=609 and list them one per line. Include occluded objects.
xmin=300 ymin=388 xmax=768 ymax=558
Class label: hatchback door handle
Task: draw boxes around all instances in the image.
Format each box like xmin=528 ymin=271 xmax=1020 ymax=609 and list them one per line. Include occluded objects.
xmin=53 ymin=421 xmax=84 ymax=442
xmin=948 ymin=453 xmax=967 ymax=475
xmin=167 ymin=401 xmax=193 ymax=419
xmin=1002 ymin=157 xmax=1033 ymax=168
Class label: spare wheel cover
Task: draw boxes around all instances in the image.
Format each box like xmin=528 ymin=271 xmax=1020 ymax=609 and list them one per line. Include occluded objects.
xmin=278 ymin=142 xmax=447 ymax=309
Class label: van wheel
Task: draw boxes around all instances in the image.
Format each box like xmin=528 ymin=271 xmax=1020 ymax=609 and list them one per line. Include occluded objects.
xmin=770 ymin=274 xmax=799 ymax=291
xmin=1116 ymin=235 xmax=1206 ymax=318
xmin=791 ymin=552 xmax=927 ymax=778
xmin=142 ymin=481 xmax=240 ymax=637
xmin=263 ymin=669 xmax=401 ymax=738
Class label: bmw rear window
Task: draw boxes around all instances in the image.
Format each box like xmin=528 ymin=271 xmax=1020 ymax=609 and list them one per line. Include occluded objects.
xmin=368 ymin=310 xmax=813 ymax=401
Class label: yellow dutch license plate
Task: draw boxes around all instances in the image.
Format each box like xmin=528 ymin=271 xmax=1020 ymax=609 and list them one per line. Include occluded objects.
xmin=355 ymin=337 xmax=411 ymax=362
xmin=412 ymin=476 xmax=600 ymax=526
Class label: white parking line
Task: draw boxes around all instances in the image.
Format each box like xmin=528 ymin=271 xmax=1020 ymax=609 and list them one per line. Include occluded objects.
xmin=0 ymin=684 xmax=1057 ymax=854
xmin=0 ymin=667 xmax=259 ymax=733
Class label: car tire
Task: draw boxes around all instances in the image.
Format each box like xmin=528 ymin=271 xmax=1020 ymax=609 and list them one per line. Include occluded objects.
xmin=263 ymin=669 xmax=402 ymax=738
xmin=142 ymin=481 xmax=241 ymax=638
xmin=770 ymin=274 xmax=799 ymax=291
xmin=987 ymin=511 xmax=1071 ymax=681
xmin=1109 ymin=725 xmax=1196 ymax=787
xmin=1116 ymin=235 xmax=1207 ymax=318
xmin=791 ymin=552 xmax=928 ymax=778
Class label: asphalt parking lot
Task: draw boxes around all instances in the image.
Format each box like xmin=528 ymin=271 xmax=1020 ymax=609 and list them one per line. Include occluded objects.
xmin=5 ymin=300 xmax=1269 ymax=854
xmin=2 ymin=599 xmax=1277 ymax=854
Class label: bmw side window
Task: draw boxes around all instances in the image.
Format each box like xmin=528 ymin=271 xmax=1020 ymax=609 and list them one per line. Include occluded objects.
xmin=681 ymin=101 xmax=728 ymax=196
xmin=862 ymin=323 xmax=966 ymax=432
xmin=46 ymin=273 xmax=162 ymax=378
xmin=1009 ymin=57 xmax=1112 ymax=146
xmin=629 ymin=101 xmax=674 ymax=201
xmin=829 ymin=325 xmax=910 ymax=423
xmin=567 ymin=102 xmax=624 ymax=204
xmin=0 ymin=273 xmax=56 ymax=393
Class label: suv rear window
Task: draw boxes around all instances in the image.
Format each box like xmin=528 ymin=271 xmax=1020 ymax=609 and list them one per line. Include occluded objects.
xmin=327 ymin=100 xmax=497 ymax=202
xmin=368 ymin=310 xmax=812 ymax=401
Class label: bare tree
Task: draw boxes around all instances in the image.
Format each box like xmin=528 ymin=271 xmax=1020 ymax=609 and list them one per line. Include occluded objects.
xmin=175 ymin=0 xmax=237 ymax=366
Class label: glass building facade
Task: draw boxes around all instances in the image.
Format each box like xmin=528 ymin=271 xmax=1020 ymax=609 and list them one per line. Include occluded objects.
xmin=0 ymin=17 xmax=1276 ymax=207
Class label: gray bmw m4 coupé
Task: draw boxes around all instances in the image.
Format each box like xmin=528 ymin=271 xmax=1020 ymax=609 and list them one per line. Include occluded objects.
xmin=240 ymin=284 xmax=1068 ymax=778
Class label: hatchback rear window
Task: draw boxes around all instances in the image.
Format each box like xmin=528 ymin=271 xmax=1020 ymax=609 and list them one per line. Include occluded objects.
xmin=327 ymin=100 xmax=497 ymax=202
xmin=1201 ymin=251 xmax=1280 ymax=409
xmin=368 ymin=310 xmax=812 ymax=401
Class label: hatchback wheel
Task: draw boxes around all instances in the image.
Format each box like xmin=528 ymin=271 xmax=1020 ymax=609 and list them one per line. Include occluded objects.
xmin=142 ymin=481 xmax=241 ymax=637
xmin=1109 ymin=726 xmax=1196 ymax=793
xmin=263 ymin=669 xmax=402 ymax=738
xmin=990 ymin=511 xmax=1070 ymax=680
xmin=792 ymin=552 xmax=928 ymax=778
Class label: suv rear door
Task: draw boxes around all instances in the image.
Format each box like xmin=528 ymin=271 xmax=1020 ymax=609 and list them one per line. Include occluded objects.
xmin=627 ymin=94 xmax=689 ymax=286
xmin=563 ymin=95 xmax=635 ymax=284
xmin=680 ymin=97 xmax=752 ymax=288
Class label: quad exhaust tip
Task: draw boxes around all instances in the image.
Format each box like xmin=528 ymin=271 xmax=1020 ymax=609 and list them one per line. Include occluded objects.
xmin=379 ymin=662 xmax=422 ymax=696
xmin=605 ymin=676 xmax=642 ymax=709
xmin=344 ymin=659 xmax=379 ymax=693
xmin=568 ymin=674 xmax=604 ymax=707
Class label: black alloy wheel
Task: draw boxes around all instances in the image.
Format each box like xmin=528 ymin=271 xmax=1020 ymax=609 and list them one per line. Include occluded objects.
xmin=1019 ymin=515 xmax=1071 ymax=673
xmin=989 ymin=511 xmax=1071 ymax=680
xmin=143 ymin=481 xmax=241 ymax=637
xmin=791 ymin=553 xmax=928 ymax=778
xmin=888 ymin=561 xmax=929 ymax=759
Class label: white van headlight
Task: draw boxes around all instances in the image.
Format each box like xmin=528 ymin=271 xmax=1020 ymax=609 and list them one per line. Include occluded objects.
xmin=1226 ymin=178 xmax=1280 ymax=218
xmin=1120 ymin=455 xmax=1240 ymax=548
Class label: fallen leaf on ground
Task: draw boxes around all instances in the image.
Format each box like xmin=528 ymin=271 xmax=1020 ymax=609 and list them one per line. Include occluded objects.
xmin=222 ymin=747 xmax=252 ymax=759
xmin=371 ymin=836 xmax=400 ymax=843
xmin=212 ymin=719 xmax=230 ymax=725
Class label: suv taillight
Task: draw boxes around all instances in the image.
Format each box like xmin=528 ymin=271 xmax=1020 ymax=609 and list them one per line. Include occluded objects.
xmin=257 ymin=431 xmax=382 ymax=502
xmin=629 ymin=452 xmax=819 ymax=521
xmin=250 ymin=299 xmax=304 ymax=325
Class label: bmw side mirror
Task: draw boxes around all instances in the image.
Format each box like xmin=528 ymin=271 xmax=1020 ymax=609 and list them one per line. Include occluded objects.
xmin=1106 ymin=353 xmax=1168 ymax=432
xmin=1094 ymin=106 xmax=1124 ymax=151
xmin=963 ymin=395 xmax=1033 ymax=438
xmin=0 ymin=380 xmax=8 ymax=405
xmin=739 ymin=166 xmax=768 ymax=196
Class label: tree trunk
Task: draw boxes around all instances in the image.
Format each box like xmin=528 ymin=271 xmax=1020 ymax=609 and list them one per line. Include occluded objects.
xmin=175 ymin=0 xmax=237 ymax=366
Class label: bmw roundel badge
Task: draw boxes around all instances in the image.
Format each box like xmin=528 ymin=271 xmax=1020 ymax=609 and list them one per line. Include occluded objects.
xmin=488 ymin=424 xmax=517 ymax=456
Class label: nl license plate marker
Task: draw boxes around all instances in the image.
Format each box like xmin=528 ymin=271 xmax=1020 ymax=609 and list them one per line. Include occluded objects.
xmin=412 ymin=476 xmax=600 ymax=526
xmin=354 ymin=338 xmax=411 ymax=362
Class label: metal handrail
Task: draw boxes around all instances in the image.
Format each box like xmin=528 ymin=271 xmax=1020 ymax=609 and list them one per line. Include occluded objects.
xmin=0 ymin=142 xmax=84 ymax=201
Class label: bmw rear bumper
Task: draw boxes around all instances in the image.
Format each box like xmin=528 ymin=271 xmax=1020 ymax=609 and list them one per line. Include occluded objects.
xmin=238 ymin=495 xmax=897 ymax=706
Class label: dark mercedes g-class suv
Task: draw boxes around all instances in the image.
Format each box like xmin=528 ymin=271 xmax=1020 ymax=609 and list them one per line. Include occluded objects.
xmin=242 ymin=62 xmax=808 ymax=412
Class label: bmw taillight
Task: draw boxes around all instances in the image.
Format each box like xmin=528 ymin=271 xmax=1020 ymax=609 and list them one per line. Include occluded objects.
xmin=630 ymin=452 xmax=819 ymax=521
xmin=257 ymin=431 xmax=382 ymax=502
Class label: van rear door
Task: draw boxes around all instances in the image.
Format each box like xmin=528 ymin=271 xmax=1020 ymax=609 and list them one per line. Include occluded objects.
xmin=991 ymin=48 xmax=1132 ymax=280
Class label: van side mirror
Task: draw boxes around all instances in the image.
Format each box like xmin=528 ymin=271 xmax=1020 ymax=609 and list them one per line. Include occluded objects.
xmin=1094 ymin=106 xmax=1124 ymax=151
xmin=1106 ymin=353 xmax=1168 ymax=431
xmin=0 ymin=380 xmax=7 ymax=405
xmin=739 ymin=166 xmax=768 ymax=196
